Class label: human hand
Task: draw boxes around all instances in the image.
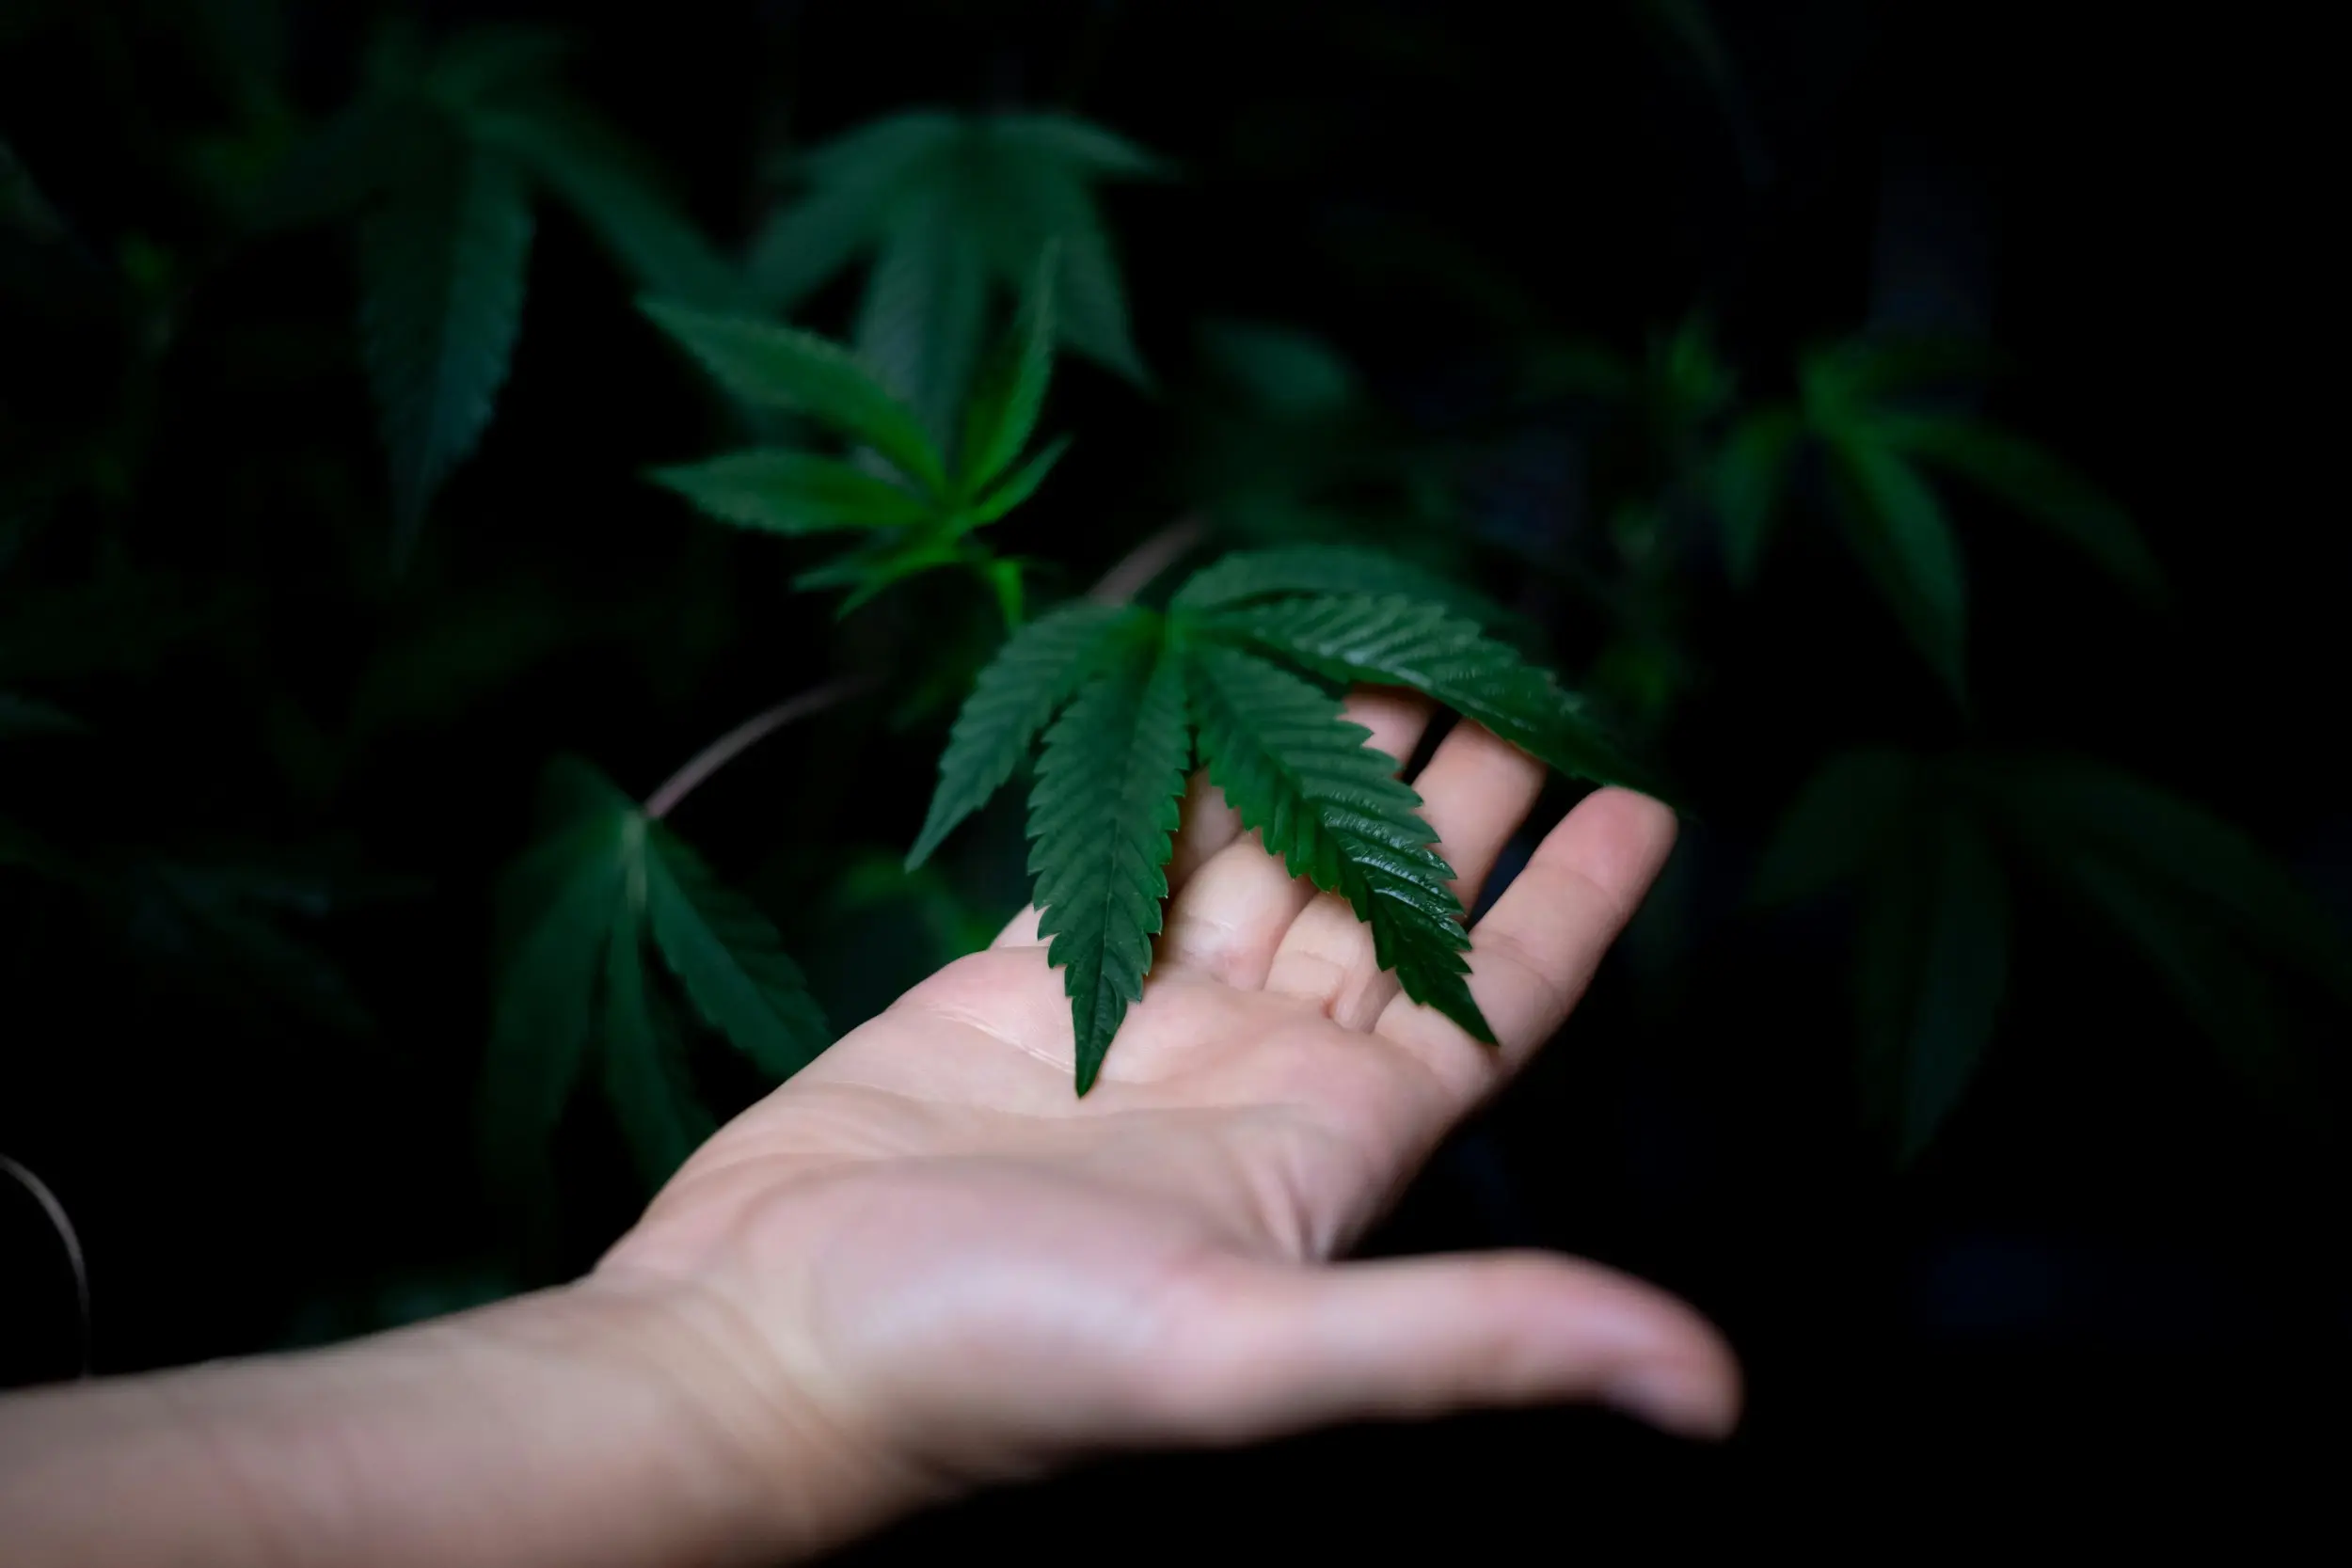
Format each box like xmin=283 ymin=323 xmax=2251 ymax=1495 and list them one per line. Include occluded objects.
xmin=594 ymin=689 xmax=1740 ymax=1555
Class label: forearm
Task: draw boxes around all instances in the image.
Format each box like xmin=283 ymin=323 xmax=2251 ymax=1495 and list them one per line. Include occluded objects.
xmin=0 ymin=1276 xmax=895 ymax=1568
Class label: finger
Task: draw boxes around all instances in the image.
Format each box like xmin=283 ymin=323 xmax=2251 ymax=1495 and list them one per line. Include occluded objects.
xmin=1164 ymin=770 xmax=1245 ymax=896
xmin=1157 ymin=689 xmax=1432 ymax=989
xmin=1152 ymin=1251 xmax=1740 ymax=1444
xmin=1263 ymin=719 xmax=1548 ymax=1029
xmin=1376 ymin=786 xmax=1676 ymax=1101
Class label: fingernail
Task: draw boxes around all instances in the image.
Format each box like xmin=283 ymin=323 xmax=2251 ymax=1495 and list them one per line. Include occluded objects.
xmin=1602 ymin=1362 xmax=1737 ymax=1441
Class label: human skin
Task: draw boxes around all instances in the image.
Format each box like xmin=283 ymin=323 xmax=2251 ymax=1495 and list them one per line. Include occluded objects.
xmin=0 ymin=691 xmax=1740 ymax=1566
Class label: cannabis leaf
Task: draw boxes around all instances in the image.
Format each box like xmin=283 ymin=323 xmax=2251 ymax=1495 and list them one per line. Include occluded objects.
xmin=1029 ymin=636 xmax=1192 ymax=1092
xmin=647 ymin=251 xmax=1067 ymax=618
xmin=358 ymin=135 xmax=533 ymax=553
xmin=1711 ymin=334 xmax=2161 ymax=695
xmin=1187 ymin=642 xmax=1484 ymax=1037
xmin=906 ymin=600 xmax=1138 ymax=868
xmin=483 ymin=757 xmax=830 ymax=1190
xmin=911 ymin=550 xmax=1643 ymax=1092
xmin=1756 ymin=749 xmax=2352 ymax=1158
xmin=260 ymin=24 xmax=743 ymax=550
xmin=747 ymin=109 xmax=1162 ymax=441
xmin=1222 ymin=593 xmax=1658 ymax=791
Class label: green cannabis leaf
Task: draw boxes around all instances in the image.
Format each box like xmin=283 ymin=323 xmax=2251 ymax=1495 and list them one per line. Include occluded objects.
xmin=483 ymin=757 xmax=830 ymax=1190
xmin=358 ymin=135 xmax=532 ymax=553
xmin=909 ymin=546 xmax=1645 ymax=1092
xmin=1756 ymin=749 xmax=2352 ymax=1157
xmin=645 ymin=251 xmax=1067 ymax=618
xmin=748 ymin=110 xmax=1162 ymax=441
xmin=1713 ymin=335 xmax=2161 ymax=695
xmin=1028 ymin=634 xmax=1192 ymax=1092
xmin=260 ymin=23 xmax=743 ymax=550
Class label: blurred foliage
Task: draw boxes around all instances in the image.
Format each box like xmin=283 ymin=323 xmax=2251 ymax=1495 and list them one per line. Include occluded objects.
xmin=748 ymin=107 xmax=1160 ymax=440
xmin=485 ymin=754 xmax=827 ymax=1200
xmin=647 ymin=247 xmax=1066 ymax=625
xmin=1 ymin=0 xmax=2344 ymax=1376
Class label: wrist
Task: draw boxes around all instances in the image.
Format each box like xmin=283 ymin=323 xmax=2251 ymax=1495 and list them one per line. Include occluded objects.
xmin=0 ymin=1275 xmax=909 ymax=1568
xmin=561 ymin=1266 xmax=934 ymax=1561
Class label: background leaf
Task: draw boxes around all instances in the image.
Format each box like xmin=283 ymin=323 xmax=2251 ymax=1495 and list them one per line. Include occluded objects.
xmin=1884 ymin=417 xmax=2164 ymax=599
xmin=1826 ymin=436 xmax=1968 ymax=696
xmin=1853 ymin=802 xmax=2010 ymax=1160
xmin=649 ymin=450 xmax=935 ymax=535
xmin=956 ymin=245 xmax=1059 ymax=494
xmin=745 ymin=111 xmax=960 ymax=311
xmin=644 ymin=822 xmax=832 ymax=1081
xmin=1752 ymin=749 xmax=1922 ymax=906
xmin=1980 ymin=757 xmax=2352 ymax=1010
xmin=643 ymin=302 xmax=948 ymax=495
xmin=852 ymin=178 xmax=992 ymax=452
xmin=1715 ymin=407 xmax=1802 ymax=587
xmin=598 ymin=889 xmax=715 ymax=1187
xmin=467 ymin=90 xmax=745 ymax=309
xmin=358 ymin=137 xmax=534 ymax=551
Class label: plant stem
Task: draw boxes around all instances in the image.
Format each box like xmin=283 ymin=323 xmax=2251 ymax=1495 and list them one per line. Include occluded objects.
xmin=644 ymin=517 xmax=1200 ymax=820
xmin=0 ymin=1153 xmax=89 ymax=1378
xmin=1089 ymin=513 xmax=1205 ymax=605
xmin=643 ymin=676 xmax=874 ymax=821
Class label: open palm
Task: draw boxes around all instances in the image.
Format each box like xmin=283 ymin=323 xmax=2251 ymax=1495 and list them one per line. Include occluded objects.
xmin=599 ymin=689 xmax=1740 ymax=1519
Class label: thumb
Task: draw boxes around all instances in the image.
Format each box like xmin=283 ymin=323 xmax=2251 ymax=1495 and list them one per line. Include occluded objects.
xmin=1157 ymin=1251 xmax=1741 ymax=1445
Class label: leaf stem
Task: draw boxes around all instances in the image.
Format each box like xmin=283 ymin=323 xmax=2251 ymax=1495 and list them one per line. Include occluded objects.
xmin=0 ymin=1152 xmax=90 ymax=1378
xmin=1089 ymin=514 xmax=1205 ymax=605
xmin=644 ymin=676 xmax=874 ymax=820
xmin=646 ymin=515 xmax=1197 ymax=821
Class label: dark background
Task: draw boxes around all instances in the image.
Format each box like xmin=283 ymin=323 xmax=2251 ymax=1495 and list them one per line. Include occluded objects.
xmin=3 ymin=0 xmax=2345 ymax=1548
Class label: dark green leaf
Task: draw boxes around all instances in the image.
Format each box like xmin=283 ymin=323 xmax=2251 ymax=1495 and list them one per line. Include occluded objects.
xmin=745 ymin=112 xmax=960 ymax=312
xmin=990 ymin=113 xmax=1171 ymax=179
xmin=908 ymin=601 xmax=1142 ymax=868
xmin=359 ymin=139 xmax=534 ymax=552
xmin=642 ymin=302 xmax=948 ymax=497
xmin=1853 ymin=804 xmax=2009 ymax=1160
xmin=1212 ymin=593 xmax=1653 ymax=791
xmin=1519 ymin=339 xmax=1635 ymax=404
xmin=2039 ymin=848 xmax=2300 ymax=1101
xmin=644 ymin=823 xmax=831 ymax=1081
xmin=1752 ymin=749 xmax=1921 ymax=906
xmin=244 ymin=90 xmax=430 ymax=232
xmin=1826 ymin=436 xmax=1967 ymax=696
xmin=1882 ymin=417 xmax=2163 ymax=599
xmin=1027 ymin=631 xmax=1190 ymax=1093
xmin=852 ymin=179 xmax=992 ymax=451
xmin=1981 ymin=758 xmax=2352 ymax=1009
xmin=969 ymin=435 xmax=1071 ymax=526
xmin=0 ymin=692 xmax=81 ymax=736
xmin=480 ymin=806 xmax=628 ymax=1185
xmin=1188 ymin=643 xmax=1487 ymax=1041
xmin=1196 ymin=320 xmax=1359 ymax=419
xmin=421 ymin=24 xmax=570 ymax=106
xmin=467 ymin=91 xmax=745 ymax=309
xmin=1715 ymin=407 xmax=1802 ymax=587
xmin=599 ymin=882 xmax=715 ymax=1187
xmin=957 ymin=245 xmax=1059 ymax=495
xmin=650 ymin=450 xmax=935 ymax=535
xmin=1804 ymin=336 xmax=2006 ymax=406
xmin=979 ymin=151 xmax=1146 ymax=384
